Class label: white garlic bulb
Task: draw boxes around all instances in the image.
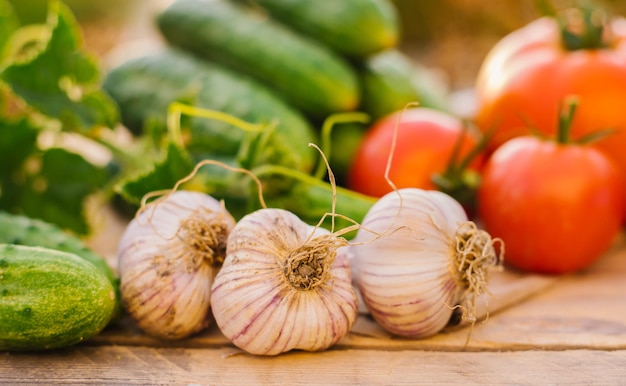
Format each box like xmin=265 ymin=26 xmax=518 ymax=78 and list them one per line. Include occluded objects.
xmin=117 ymin=190 xmax=235 ymax=340
xmin=350 ymin=188 xmax=502 ymax=338
xmin=210 ymin=208 xmax=358 ymax=356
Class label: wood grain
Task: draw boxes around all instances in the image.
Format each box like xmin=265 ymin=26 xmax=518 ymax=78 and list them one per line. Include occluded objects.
xmin=2 ymin=346 xmax=626 ymax=385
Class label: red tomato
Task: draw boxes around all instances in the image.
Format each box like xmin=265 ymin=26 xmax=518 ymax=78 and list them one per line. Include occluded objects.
xmin=347 ymin=108 xmax=483 ymax=198
xmin=474 ymin=15 xmax=626 ymax=202
xmin=477 ymin=135 xmax=625 ymax=274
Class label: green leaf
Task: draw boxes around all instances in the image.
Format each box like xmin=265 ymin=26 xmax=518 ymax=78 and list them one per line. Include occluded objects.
xmin=19 ymin=147 xmax=111 ymax=235
xmin=0 ymin=0 xmax=20 ymax=62
xmin=117 ymin=141 xmax=195 ymax=205
xmin=0 ymin=0 xmax=118 ymax=132
xmin=0 ymin=115 xmax=37 ymax=168
xmin=0 ymin=116 xmax=39 ymax=211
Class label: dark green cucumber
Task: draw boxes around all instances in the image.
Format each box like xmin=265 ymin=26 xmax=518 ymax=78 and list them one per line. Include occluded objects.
xmin=156 ymin=0 xmax=359 ymax=118
xmin=358 ymin=49 xmax=451 ymax=120
xmin=103 ymin=49 xmax=317 ymax=174
xmin=0 ymin=244 xmax=116 ymax=351
xmin=247 ymin=0 xmax=399 ymax=58
xmin=328 ymin=122 xmax=367 ymax=184
xmin=0 ymin=211 xmax=117 ymax=284
xmin=0 ymin=211 xmax=122 ymax=321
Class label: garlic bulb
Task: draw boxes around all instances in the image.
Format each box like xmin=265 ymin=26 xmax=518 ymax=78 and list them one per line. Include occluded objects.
xmin=117 ymin=190 xmax=235 ymax=340
xmin=210 ymin=208 xmax=358 ymax=356
xmin=350 ymin=188 xmax=502 ymax=338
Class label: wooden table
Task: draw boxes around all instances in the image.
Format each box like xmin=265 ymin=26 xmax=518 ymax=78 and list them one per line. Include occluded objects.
xmin=2 ymin=210 xmax=626 ymax=385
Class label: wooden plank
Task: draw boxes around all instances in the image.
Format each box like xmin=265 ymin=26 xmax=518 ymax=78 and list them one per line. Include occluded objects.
xmin=2 ymin=346 xmax=626 ymax=385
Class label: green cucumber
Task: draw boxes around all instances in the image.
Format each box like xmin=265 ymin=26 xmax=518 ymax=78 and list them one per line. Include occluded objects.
xmin=0 ymin=211 xmax=122 ymax=321
xmin=0 ymin=244 xmax=116 ymax=351
xmin=103 ymin=49 xmax=317 ymax=174
xmin=358 ymin=49 xmax=451 ymax=120
xmin=0 ymin=211 xmax=117 ymax=285
xmin=156 ymin=0 xmax=359 ymax=118
xmin=328 ymin=122 xmax=367 ymax=184
xmin=246 ymin=0 xmax=399 ymax=58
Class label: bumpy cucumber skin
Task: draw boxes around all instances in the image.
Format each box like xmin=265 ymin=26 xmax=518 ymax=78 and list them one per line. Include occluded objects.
xmin=0 ymin=244 xmax=116 ymax=351
xmin=0 ymin=211 xmax=122 ymax=321
xmin=103 ymin=49 xmax=317 ymax=174
xmin=157 ymin=0 xmax=359 ymax=118
xmin=0 ymin=212 xmax=116 ymax=283
xmin=358 ymin=49 xmax=451 ymax=120
xmin=249 ymin=0 xmax=399 ymax=58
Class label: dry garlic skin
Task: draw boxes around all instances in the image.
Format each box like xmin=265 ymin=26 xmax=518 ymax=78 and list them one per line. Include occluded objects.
xmin=117 ymin=190 xmax=235 ymax=340
xmin=350 ymin=189 xmax=469 ymax=338
xmin=211 ymin=208 xmax=358 ymax=356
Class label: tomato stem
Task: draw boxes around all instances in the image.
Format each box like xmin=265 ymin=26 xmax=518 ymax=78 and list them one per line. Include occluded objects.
xmin=559 ymin=5 xmax=608 ymax=50
xmin=432 ymin=122 xmax=491 ymax=214
xmin=535 ymin=0 xmax=608 ymax=51
xmin=557 ymin=96 xmax=579 ymax=144
xmin=535 ymin=0 xmax=609 ymax=50
xmin=553 ymin=96 xmax=616 ymax=145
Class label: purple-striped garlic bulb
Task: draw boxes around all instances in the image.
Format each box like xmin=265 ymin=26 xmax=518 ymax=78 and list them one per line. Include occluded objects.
xmin=117 ymin=190 xmax=235 ymax=340
xmin=350 ymin=188 xmax=503 ymax=338
xmin=210 ymin=208 xmax=358 ymax=355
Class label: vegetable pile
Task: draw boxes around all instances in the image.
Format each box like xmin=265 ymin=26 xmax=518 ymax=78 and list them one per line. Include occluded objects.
xmin=102 ymin=0 xmax=450 ymax=214
xmin=1 ymin=0 xmax=625 ymax=355
xmin=0 ymin=0 xmax=124 ymax=352
xmin=473 ymin=4 xmax=626 ymax=274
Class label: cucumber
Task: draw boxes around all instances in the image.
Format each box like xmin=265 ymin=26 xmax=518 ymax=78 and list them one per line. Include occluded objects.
xmin=358 ymin=49 xmax=451 ymax=120
xmin=328 ymin=122 xmax=367 ymax=184
xmin=0 ymin=211 xmax=122 ymax=321
xmin=0 ymin=244 xmax=116 ymax=351
xmin=156 ymin=0 xmax=360 ymax=118
xmin=0 ymin=211 xmax=117 ymax=286
xmin=103 ymin=49 xmax=317 ymax=172
xmin=246 ymin=0 xmax=399 ymax=58
xmin=103 ymin=49 xmax=317 ymax=173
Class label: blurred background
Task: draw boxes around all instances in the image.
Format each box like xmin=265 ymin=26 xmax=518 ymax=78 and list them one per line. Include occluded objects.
xmin=7 ymin=0 xmax=626 ymax=91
